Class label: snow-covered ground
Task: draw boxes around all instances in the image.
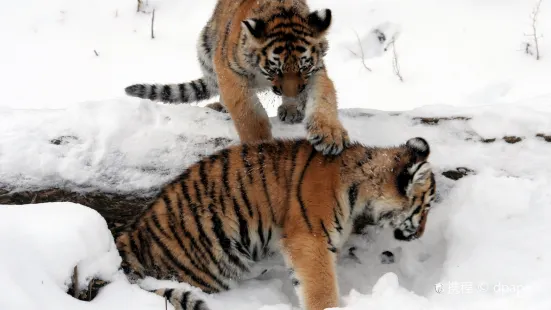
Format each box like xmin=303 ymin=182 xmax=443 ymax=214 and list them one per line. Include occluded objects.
xmin=1 ymin=0 xmax=551 ymax=309
xmin=2 ymin=0 xmax=550 ymax=112
xmin=2 ymin=106 xmax=551 ymax=310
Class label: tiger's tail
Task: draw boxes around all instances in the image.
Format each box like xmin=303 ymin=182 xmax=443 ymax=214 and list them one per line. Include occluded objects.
xmin=114 ymin=230 xmax=211 ymax=310
xmin=147 ymin=287 xmax=210 ymax=310
xmin=124 ymin=77 xmax=217 ymax=104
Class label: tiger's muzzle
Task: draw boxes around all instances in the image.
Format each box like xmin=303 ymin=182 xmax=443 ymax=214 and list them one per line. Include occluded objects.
xmin=272 ymin=72 xmax=306 ymax=98
xmin=393 ymin=207 xmax=429 ymax=241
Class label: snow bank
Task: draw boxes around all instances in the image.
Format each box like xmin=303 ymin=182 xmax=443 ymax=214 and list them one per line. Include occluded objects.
xmin=1 ymin=98 xmax=550 ymax=310
xmin=3 ymin=167 xmax=550 ymax=310
xmin=0 ymin=100 xmax=236 ymax=195
xmin=1 ymin=98 xmax=550 ymax=195
xmin=338 ymin=170 xmax=551 ymax=310
xmin=0 ymin=202 xmax=121 ymax=310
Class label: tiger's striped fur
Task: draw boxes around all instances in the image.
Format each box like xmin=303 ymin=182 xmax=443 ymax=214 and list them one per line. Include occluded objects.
xmin=111 ymin=137 xmax=436 ymax=310
xmin=124 ymin=0 xmax=350 ymax=156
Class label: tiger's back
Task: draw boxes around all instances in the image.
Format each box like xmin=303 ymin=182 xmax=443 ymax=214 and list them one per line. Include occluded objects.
xmin=115 ymin=140 xmax=321 ymax=292
xmin=114 ymin=137 xmax=437 ymax=310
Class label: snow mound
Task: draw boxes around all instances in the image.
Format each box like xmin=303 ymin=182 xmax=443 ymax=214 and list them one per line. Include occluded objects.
xmin=338 ymin=170 xmax=551 ymax=310
xmin=0 ymin=202 xmax=121 ymax=310
xmin=1 ymin=98 xmax=551 ymax=196
xmin=2 ymin=115 xmax=551 ymax=310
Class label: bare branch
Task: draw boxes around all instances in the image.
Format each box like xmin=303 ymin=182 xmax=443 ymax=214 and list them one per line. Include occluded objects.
xmin=345 ymin=29 xmax=372 ymax=72
xmin=532 ymin=0 xmax=543 ymax=60
xmin=346 ymin=48 xmax=360 ymax=58
xmin=353 ymin=30 xmax=372 ymax=72
xmin=87 ymin=281 xmax=93 ymax=301
xmin=151 ymin=9 xmax=156 ymax=39
xmin=526 ymin=0 xmax=543 ymax=60
xmin=72 ymin=266 xmax=79 ymax=298
xmin=93 ymin=50 xmax=99 ymax=57
xmin=388 ymin=38 xmax=403 ymax=82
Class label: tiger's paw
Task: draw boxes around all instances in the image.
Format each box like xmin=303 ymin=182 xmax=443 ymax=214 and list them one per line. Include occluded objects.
xmin=278 ymin=103 xmax=304 ymax=124
xmin=306 ymin=115 xmax=351 ymax=155
xmin=205 ymin=102 xmax=228 ymax=113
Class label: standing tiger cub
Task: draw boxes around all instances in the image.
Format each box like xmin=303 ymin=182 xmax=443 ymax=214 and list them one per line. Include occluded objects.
xmin=112 ymin=137 xmax=436 ymax=310
xmin=124 ymin=0 xmax=350 ymax=155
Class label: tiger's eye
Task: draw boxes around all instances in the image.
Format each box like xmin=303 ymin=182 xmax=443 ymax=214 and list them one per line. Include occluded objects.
xmin=273 ymin=46 xmax=284 ymax=54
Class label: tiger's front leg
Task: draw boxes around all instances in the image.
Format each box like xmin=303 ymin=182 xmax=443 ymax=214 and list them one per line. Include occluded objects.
xmin=278 ymin=94 xmax=306 ymax=124
xmin=304 ymin=69 xmax=350 ymax=156
xmin=281 ymin=234 xmax=339 ymax=310
xmin=213 ymin=56 xmax=273 ymax=143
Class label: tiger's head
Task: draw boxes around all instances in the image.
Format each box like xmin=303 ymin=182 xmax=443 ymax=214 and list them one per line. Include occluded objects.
xmin=241 ymin=8 xmax=332 ymax=98
xmin=391 ymin=137 xmax=436 ymax=241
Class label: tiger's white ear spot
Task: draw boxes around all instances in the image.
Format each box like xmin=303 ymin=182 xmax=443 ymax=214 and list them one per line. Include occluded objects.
xmin=407 ymin=137 xmax=428 ymax=152
xmin=406 ymin=137 xmax=430 ymax=161
xmin=307 ymin=9 xmax=332 ymax=35
xmin=243 ymin=19 xmax=256 ymax=29
xmin=316 ymin=9 xmax=328 ymax=21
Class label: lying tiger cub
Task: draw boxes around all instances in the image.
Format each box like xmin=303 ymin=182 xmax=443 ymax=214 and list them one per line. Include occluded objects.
xmin=112 ymin=137 xmax=436 ymax=310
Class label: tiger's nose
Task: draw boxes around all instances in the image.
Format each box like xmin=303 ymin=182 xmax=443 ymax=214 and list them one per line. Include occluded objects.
xmin=280 ymin=73 xmax=305 ymax=98
xmin=272 ymin=86 xmax=282 ymax=96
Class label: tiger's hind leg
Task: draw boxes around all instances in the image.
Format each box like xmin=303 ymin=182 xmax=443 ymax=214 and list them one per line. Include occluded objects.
xmin=239 ymin=252 xmax=286 ymax=281
xmin=281 ymin=235 xmax=339 ymax=310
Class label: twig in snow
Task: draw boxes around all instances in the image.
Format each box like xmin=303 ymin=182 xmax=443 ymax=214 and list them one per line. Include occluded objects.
xmin=72 ymin=266 xmax=79 ymax=298
xmin=530 ymin=0 xmax=543 ymax=60
xmin=137 ymin=0 xmax=144 ymax=13
xmin=386 ymin=38 xmax=403 ymax=82
xmin=88 ymin=281 xmax=93 ymax=301
xmin=523 ymin=0 xmax=544 ymax=59
xmin=151 ymin=9 xmax=156 ymax=39
xmin=346 ymin=30 xmax=372 ymax=72
xmin=93 ymin=50 xmax=99 ymax=57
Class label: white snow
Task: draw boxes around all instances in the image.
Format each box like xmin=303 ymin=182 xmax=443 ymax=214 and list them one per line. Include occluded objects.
xmin=1 ymin=0 xmax=551 ymax=309
xmin=0 ymin=202 xmax=121 ymax=310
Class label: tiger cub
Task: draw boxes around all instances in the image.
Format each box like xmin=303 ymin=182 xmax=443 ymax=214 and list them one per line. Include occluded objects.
xmin=112 ymin=137 xmax=436 ymax=310
xmin=124 ymin=0 xmax=350 ymax=156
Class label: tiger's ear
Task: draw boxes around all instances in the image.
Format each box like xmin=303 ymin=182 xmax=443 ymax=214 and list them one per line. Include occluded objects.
xmin=397 ymin=137 xmax=432 ymax=195
xmin=242 ymin=19 xmax=266 ymax=40
xmin=405 ymin=137 xmax=430 ymax=163
xmin=399 ymin=161 xmax=433 ymax=197
xmin=307 ymin=9 xmax=331 ymax=36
